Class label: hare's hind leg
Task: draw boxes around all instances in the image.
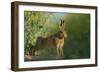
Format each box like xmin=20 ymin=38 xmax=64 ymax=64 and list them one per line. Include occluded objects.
xmin=32 ymin=49 xmax=35 ymax=56
xmin=55 ymin=43 xmax=60 ymax=57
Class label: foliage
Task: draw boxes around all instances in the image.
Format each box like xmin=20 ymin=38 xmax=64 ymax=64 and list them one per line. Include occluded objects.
xmin=64 ymin=14 xmax=90 ymax=59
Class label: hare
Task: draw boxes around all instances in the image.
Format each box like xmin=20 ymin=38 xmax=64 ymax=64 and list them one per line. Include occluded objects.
xmin=32 ymin=19 xmax=67 ymax=57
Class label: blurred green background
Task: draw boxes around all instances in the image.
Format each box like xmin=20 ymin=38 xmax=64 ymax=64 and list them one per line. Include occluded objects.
xmin=24 ymin=11 xmax=90 ymax=61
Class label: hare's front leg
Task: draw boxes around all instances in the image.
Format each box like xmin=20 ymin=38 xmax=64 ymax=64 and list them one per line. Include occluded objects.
xmin=60 ymin=47 xmax=64 ymax=57
xmin=56 ymin=44 xmax=60 ymax=57
xmin=57 ymin=48 xmax=60 ymax=57
xmin=59 ymin=40 xmax=64 ymax=57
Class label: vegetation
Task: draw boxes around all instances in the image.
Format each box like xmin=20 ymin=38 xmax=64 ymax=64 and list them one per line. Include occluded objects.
xmin=24 ymin=11 xmax=90 ymax=61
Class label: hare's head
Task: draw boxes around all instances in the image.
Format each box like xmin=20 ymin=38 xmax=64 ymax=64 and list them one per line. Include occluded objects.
xmin=58 ymin=19 xmax=67 ymax=38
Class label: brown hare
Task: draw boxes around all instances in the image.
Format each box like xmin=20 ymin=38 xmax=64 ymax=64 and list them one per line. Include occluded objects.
xmin=32 ymin=19 xmax=67 ymax=57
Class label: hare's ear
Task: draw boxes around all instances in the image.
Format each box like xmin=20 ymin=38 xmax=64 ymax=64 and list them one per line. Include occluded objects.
xmin=59 ymin=19 xmax=65 ymax=30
